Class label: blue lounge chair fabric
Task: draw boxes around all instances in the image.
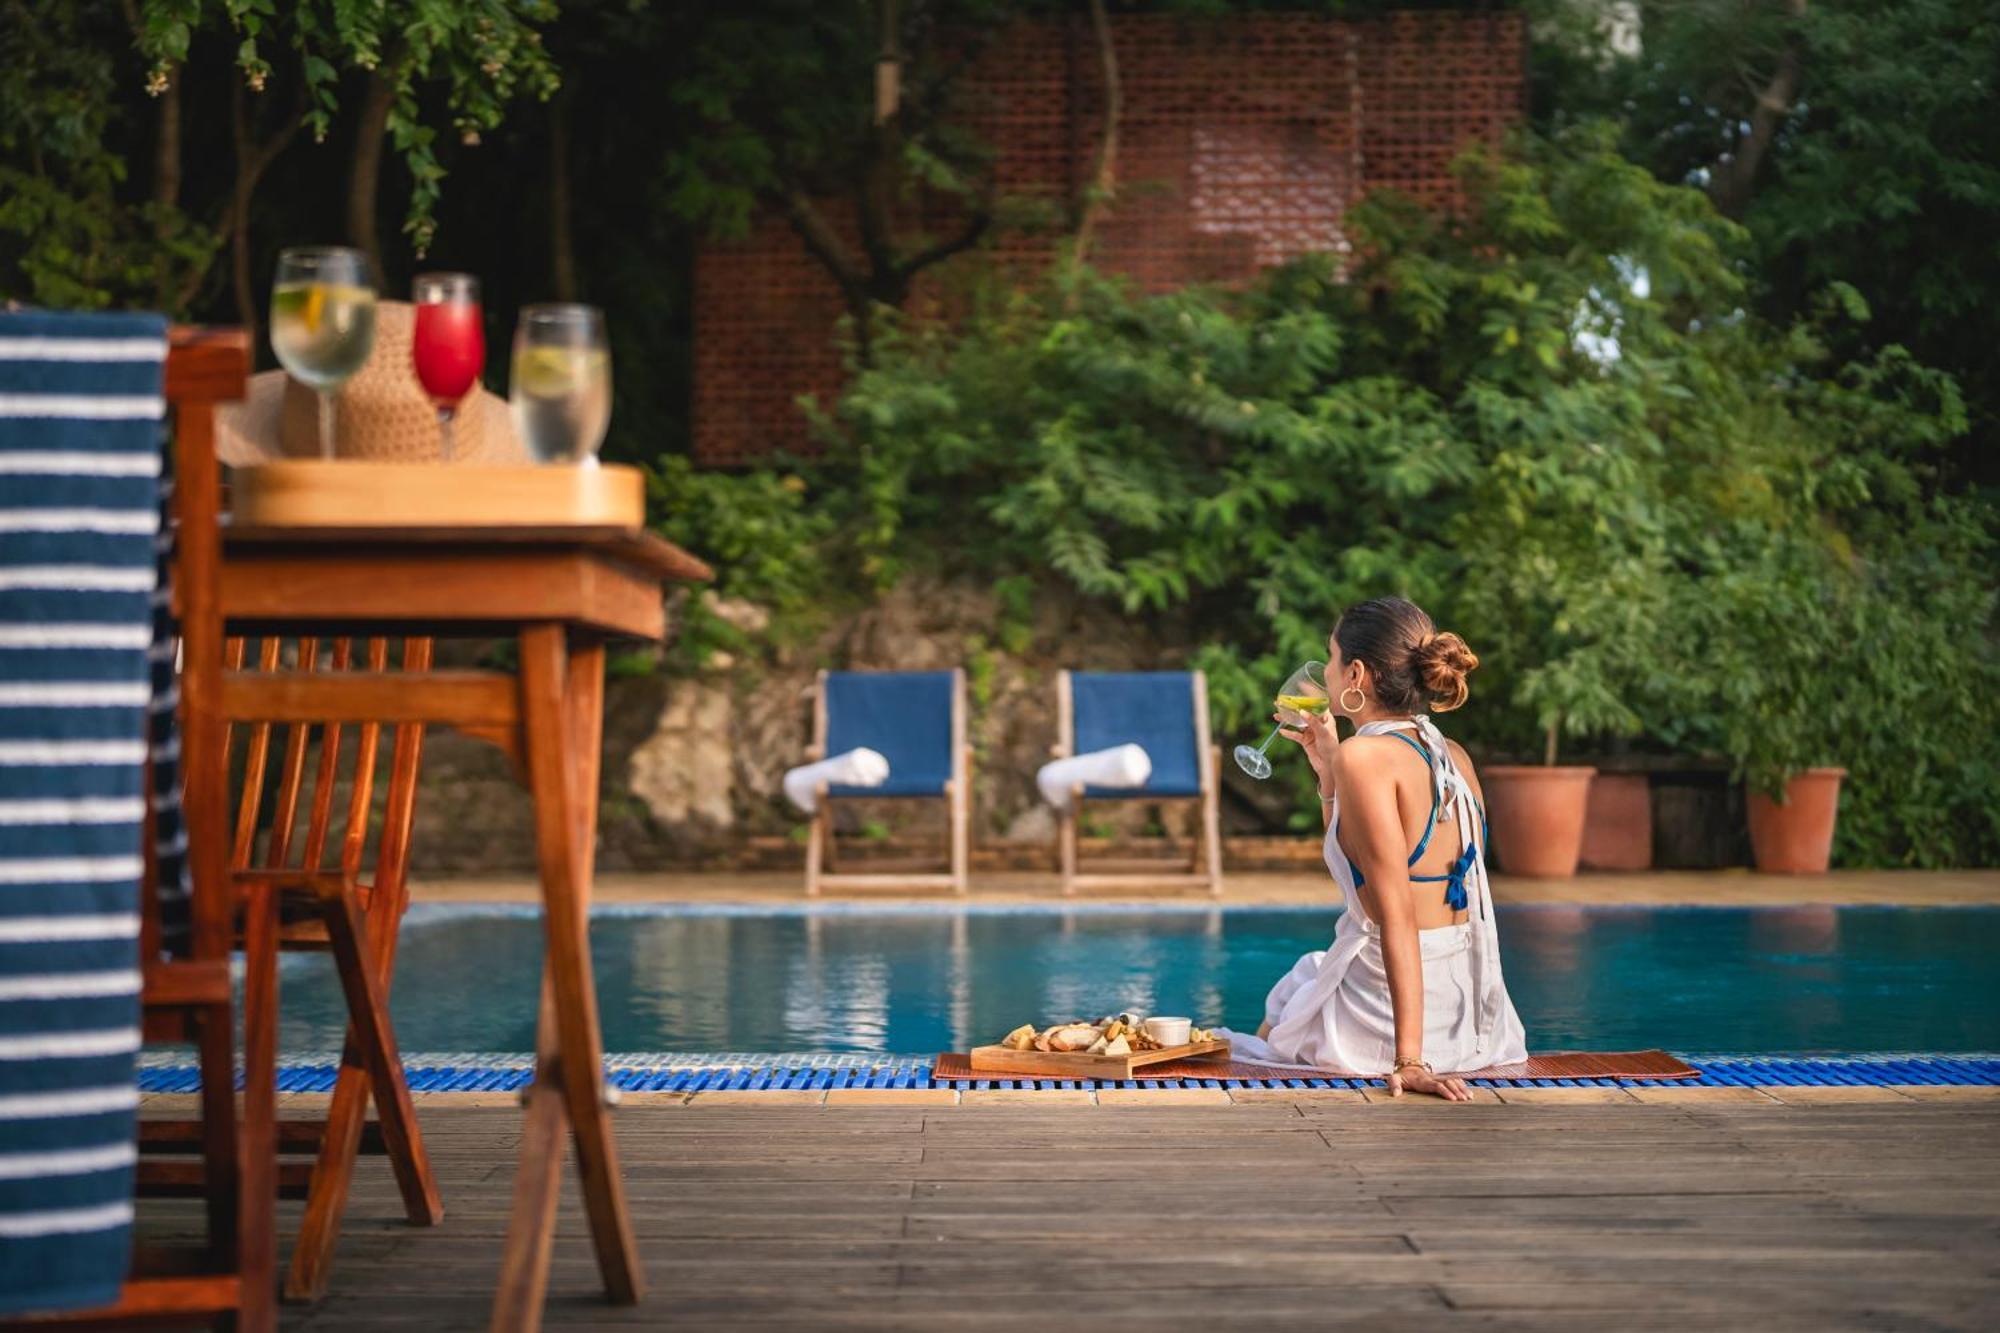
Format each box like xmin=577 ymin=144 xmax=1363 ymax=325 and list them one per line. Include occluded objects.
xmin=0 ymin=310 xmax=169 ymax=1315
xmin=823 ymin=671 xmax=955 ymax=797
xmin=1069 ymin=672 xmax=1204 ymax=797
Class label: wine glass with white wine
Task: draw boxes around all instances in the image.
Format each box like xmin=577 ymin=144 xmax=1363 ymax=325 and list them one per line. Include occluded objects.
xmin=509 ymin=304 xmax=611 ymax=464
xmin=1233 ymin=660 xmax=1329 ymax=780
xmin=269 ymin=247 xmax=377 ymax=460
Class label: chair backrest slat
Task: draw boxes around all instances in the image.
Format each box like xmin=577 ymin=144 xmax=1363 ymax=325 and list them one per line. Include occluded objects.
xmin=298 ymin=638 xmax=352 ymax=870
xmin=229 ymin=637 xmax=282 ymax=870
xmin=342 ymin=638 xmax=391 ymax=876
xmin=261 ymin=636 xmax=319 ymax=869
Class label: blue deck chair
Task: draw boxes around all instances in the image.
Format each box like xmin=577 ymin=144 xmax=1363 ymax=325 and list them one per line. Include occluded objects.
xmin=803 ymin=669 xmax=969 ymax=895
xmin=1054 ymin=670 xmax=1223 ymax=896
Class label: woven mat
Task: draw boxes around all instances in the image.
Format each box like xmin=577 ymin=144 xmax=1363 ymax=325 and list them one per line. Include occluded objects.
xmin=931 ymin=1050 xmax=1699 ymax=1083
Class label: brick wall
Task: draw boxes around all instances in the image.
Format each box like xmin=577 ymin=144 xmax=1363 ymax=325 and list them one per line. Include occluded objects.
xmin=692 ymin=11 xmax=1525 ymax=464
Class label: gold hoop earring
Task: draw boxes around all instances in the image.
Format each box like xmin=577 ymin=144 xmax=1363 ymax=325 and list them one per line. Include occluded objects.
xmin=1339 ymin=686 xmax=1366 ymax=714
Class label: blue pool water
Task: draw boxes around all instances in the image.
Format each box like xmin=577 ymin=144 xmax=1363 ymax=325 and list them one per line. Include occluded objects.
xmin=274 ymin=904 xmax=2000 ymax=1057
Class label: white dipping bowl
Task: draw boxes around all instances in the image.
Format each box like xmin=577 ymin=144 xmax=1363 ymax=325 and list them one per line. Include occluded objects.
xmin=1144 ymin=1016 xmax=1192 ymax=1046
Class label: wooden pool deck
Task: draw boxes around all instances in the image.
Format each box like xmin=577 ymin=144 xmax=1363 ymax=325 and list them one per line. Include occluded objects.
xmin=143 ymin=1091 xmax=2000 ymax=1329
xmin=412 ymin=866 xmax=2000 ymax=909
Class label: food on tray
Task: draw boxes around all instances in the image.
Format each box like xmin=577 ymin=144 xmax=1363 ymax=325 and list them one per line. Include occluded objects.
xmin=991 ymin=1016 xmax=1218 ymax=1055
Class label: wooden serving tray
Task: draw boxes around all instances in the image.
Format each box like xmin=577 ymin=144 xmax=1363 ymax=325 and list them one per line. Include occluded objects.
xmin=967 ymin=1039 xmax=1229 ymax=1080
xmin=230 ymin=460 xmax=644 ymax=529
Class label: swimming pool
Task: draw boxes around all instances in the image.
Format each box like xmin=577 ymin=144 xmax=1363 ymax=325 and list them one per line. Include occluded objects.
xmin=271 ymin=903 xmax=2000 ymax=1057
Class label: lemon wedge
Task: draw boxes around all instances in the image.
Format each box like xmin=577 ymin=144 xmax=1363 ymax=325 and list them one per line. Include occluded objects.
xmin=515 ymin=347 xmax=606 ymax=397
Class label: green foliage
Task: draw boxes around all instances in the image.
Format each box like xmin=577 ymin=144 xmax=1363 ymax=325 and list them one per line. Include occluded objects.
xmin=1532 ymin=0 xmax=2000 ymax=487
xmin=135 ymin=0 xmax=560 ymax=253
xmin=0 ymin=1 xmax=216 ymax=310
xmin=804 ymin=121 xmax=1998 ymax=866
xmin=659 ymin=0 xmax=1031 ymax=242
xmin=644 ymin=456 xmax=841 ymax=673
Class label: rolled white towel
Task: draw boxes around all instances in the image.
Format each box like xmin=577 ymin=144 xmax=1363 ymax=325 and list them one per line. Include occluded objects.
xmin=783 ymin=747 xmax=890 ymax=814
xmin=1037 ymin=744 xmax=1152 ymax=811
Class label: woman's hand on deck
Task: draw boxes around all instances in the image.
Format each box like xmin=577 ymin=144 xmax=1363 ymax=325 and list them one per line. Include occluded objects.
xmin=1386 ymin=1065 xmax=1473 ymax=1102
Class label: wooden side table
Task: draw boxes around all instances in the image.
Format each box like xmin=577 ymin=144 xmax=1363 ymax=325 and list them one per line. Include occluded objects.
xmin=221 ymin=523 xmax=711 ymax=1332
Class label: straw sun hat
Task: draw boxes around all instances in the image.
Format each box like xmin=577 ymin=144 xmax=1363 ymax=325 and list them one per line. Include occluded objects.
xmin=216 ymin=299 xmax=527 ymax=466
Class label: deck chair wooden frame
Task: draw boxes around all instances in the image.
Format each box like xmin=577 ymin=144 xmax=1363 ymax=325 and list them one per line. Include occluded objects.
xmin=3 ymin=329 xmax=276 ymax=1331
xmin=802 ymin=668 xmax=970 ymax=896
xmin=1053 ymin=669 xmax=1224 ymax=897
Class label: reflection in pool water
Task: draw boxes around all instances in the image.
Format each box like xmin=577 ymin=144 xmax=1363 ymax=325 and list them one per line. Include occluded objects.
xmin=274 ymin=904 xmax=2000 ymax=1056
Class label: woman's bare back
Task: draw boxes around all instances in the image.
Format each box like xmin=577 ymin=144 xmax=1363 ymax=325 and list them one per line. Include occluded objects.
xmin=1333 ymin=735 xmax=1480 ymax=931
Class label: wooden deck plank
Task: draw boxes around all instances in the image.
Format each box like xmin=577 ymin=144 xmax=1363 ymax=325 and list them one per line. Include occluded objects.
xmin=122 ymin=1100 xmax=1997 ymax=1329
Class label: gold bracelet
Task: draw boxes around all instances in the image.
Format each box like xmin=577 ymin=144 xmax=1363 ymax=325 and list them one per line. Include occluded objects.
xmin=1392 ymin=1056 xmax=1431 ymax=1075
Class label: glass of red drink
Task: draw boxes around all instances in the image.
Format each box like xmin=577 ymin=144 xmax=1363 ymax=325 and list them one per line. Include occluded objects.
xmin=412 ymin=272 xmax=485 ymax=461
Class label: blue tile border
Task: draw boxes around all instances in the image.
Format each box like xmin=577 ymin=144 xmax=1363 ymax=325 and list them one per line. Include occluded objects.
xmin=138 ymin=1052 xmax=2000 ymax=1094
xmin=389 ymin=901 xmax=2000 ymax=924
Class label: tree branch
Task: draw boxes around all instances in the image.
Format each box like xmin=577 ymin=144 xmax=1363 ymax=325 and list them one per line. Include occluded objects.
xmin=893 ymin=206 xmax=991 ymax=285
xmin=1710 ymin=0 xmax=1807 ymax=219
xmin=778 ymin=180 xmax=870 ymax=306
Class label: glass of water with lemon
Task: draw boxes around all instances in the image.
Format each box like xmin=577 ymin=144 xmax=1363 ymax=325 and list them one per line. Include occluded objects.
xmin=1234 ymin=660 xmax=1329 ymax=780
xmin=510 ymin=305 xmax=611 ymax=464
xmin=270 ymin=247 xmax=376 ymax=460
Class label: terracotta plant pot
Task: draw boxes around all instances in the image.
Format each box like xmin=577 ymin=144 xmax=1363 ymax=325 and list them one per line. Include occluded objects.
xmin=1746 ymin=767 xmax=1847 ymax=874
xmin=1580 ymin=772 xmax=1652 ymax=871
xmin=1483 ymin=766 xmax=1597 ymax=878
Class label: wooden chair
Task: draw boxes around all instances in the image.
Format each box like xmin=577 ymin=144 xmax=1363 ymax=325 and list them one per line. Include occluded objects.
xmin=210 ymin=631 xmax=442 ymax=1302
xmin=0 ymin=329 xmax=275 ymax=1330
xmin=802 ymin=669 xmax=970 ymax=895
xmin=1053 ymin=670 xmax=1224 ymax=897
xmin=10 ymin=330 xmax=438 ymax=1327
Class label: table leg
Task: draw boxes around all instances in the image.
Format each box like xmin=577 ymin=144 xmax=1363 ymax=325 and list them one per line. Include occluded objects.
xmin=491 ymin=627 xmax=641 ymax=1333
xmin=490 ymin=982 xmax=564 ymax=1326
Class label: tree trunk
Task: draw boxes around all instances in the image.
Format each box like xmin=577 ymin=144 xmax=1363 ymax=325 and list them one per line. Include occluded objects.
xmin=875 ymin=0 xmax=903 ymax=124
xmin=774 ymin=0 xmax=990 ymax=367
xmin=229 ymin=82 xmax=263 ymax=343
xmin=1071 ymin=0 xmax=1121 ymax=266
xmin=549 ymin=87 xmax=578 ymax=301
xmin=229 ymin=78 xmax=306 ymax=352
xmin=1710 ymin=0 xmax=1807 ymax=219
xmin=347 ymin=64 xmax=398 ymax=287
xmin=120 ymin=0 xmax=182 ymax=304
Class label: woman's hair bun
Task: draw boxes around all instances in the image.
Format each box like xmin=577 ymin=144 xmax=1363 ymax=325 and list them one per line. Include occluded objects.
xmin=1413 ymin=630 xmax=1478 ymax=712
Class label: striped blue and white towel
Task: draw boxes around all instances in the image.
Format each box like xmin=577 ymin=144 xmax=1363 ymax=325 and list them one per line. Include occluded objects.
xmin=0 ymin=311 xmax=169 ymax=1316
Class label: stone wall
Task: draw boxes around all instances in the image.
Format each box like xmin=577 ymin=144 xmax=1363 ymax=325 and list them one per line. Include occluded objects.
xmin=401 ymin=577 xmax=1753 ymax=876
xmin=406 ymin=576 xmax=1286 ymax=875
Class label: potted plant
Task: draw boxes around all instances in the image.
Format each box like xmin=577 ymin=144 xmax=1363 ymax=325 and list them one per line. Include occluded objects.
xmin=1481 ymin=657 xmax=1636 ymax=879
xmin=1676 ymin=541 xmax=1851 ymax=874
xmin=1454 ymin=480 xmax=1666 ymax=880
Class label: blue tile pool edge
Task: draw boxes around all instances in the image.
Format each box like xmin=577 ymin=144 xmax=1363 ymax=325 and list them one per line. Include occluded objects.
xmin=138 ymin=1052 xmax=2000 ymax=1094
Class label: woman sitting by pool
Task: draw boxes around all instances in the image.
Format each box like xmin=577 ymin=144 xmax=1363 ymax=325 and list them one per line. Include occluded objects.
xmin=1216 ymin=596 xmax=1528 ymax=1102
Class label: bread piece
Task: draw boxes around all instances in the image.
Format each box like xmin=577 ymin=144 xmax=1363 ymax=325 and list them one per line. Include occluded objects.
xmin=1048 ymin=1024 xmax=1101 ymax=1052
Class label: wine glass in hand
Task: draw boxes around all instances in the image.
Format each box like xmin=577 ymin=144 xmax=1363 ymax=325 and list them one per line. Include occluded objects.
xmin=1233 ymin=660 xmax=1328 ymax=780
xmin=412 ymin=273 xmax=485 ymax=462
